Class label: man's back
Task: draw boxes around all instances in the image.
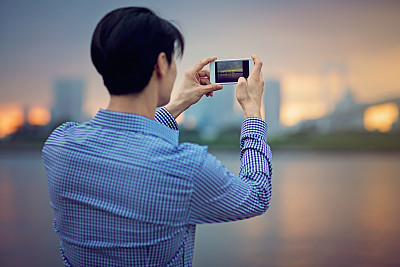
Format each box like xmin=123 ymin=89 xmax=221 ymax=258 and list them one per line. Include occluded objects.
xmin=43 ymin=109 xmax=208 ymax=266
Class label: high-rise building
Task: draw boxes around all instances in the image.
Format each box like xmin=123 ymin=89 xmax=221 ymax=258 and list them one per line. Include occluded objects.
xmin=320 ymin=63 xmax=348 ymax=113
xmin=182 ymin=84 xmax=242 ymax=139
xmin=51 ymin=78 xmax=85 ymax=123
xmin=264 ymin=80 xmax=281 ymax=137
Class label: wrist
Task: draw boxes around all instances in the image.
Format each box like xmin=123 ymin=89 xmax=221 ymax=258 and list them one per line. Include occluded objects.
xmin=243 ymin=107 xmax=262 ymax=119
xmin=165 ymin=98 xmax=187 ymax=119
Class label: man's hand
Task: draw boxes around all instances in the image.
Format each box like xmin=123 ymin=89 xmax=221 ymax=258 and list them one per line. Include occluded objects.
xmin=165 ymin=57 xmax=223 ymax=119
xmin=236 ymin=55 xmax=264 ymax=119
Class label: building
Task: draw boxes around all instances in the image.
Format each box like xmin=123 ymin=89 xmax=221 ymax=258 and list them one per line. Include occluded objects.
xmin=51 ymin=78 xmax=85 ymax=124
xmin=264 ymin=80 xmax=282 ymax=137
xmin=182 ymin=84 xmax=242 ymax=139
xmin=320 ymin=62 xmax=348 ymax=113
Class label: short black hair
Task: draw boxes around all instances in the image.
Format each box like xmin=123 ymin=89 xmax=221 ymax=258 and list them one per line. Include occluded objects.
xmin=91 ymin=7 xmax=184 ymax=95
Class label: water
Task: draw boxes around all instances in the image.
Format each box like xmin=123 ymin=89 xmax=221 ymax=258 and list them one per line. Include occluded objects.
xmin=1 ymin=149 xmax=400 ymax=267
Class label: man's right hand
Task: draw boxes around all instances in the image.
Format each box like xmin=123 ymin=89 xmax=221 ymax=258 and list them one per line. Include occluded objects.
xmin=236 ymin=55 xmax=264 ymax=119
xmin=165 ymin=57 xmax=223 ymax=119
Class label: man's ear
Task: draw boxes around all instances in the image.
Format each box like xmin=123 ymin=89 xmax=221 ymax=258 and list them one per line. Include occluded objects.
xmin=155 ymin=52 xmax=168 ymax=78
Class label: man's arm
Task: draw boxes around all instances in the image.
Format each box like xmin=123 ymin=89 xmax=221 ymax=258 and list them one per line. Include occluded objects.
xmin=158 ymin=55 xmax=272 ymax=222
xmin=188 ymin=55 xmax=273 ymax=223
xmin=154 ymin=107 xmax=179 ymax=130
xmin=189 ymin=116 xmax=272 ymax=223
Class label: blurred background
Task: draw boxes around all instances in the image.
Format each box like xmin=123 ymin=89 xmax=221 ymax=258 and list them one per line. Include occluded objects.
xmin=0 ymin=0 xmax=399 ymax=266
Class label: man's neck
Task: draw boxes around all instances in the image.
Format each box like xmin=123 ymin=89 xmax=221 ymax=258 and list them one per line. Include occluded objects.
xmin=106 ymin=86 xmax=158 ymax=119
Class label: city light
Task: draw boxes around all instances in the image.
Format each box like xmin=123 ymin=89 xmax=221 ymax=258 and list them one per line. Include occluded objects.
xmin=364 ymin=103 xmax=399 ymax=133
xmin=0 ymin=105 xmax=24 ymax=138
xmin=28 ymin=106 xmax=51 ymax=126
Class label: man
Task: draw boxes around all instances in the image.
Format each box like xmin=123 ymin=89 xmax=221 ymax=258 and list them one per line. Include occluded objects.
xmin=42 ymin=6 xmax=272 ymax=267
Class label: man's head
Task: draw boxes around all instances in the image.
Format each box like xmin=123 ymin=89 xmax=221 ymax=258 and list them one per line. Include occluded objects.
xmin=91 ymin=7 xmax=184 ymax=96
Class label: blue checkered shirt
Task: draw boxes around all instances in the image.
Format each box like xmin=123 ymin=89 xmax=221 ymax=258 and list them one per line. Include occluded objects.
xmin=42 ymin=107 xmax=272 ymax=266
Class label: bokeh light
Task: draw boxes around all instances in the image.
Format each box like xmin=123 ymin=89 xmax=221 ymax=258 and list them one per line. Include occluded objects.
xmin=364 ymin=103 xmax=399 ymax=133
xmin=28 ymin=106 xmax=51 ymax=126
xmin=0 ymin=105 xmax=24 ymax=138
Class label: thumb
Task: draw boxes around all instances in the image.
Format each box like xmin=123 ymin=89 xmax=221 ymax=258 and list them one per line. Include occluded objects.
xmin=236 ymin=77 xmax=247 ymax=90
xmin=236 ymin=77 xmax=247 ymax=101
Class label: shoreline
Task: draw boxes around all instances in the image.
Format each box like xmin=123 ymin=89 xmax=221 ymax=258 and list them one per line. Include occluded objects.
xmin=1 ymin=142 xmax=400 ymax=156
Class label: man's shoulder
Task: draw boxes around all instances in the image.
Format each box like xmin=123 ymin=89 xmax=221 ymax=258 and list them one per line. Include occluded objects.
xmin=178 ymin=142 xmax=208 ymax=153
xmin=45 ymin=121 xmax=79 ymax=142
xmin=175 ymin=142 xmax=209 ymax=165
xmin=42 ymin=121 xmax=92 ymax=151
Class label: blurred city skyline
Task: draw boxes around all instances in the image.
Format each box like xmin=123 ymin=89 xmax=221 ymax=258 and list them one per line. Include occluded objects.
xmin=0 ymin=0 xmax=399 ymax=137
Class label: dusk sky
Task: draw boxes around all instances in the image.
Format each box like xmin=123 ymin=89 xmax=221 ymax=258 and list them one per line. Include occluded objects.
xmin=0 ymin=0 xmax=399 ymax=131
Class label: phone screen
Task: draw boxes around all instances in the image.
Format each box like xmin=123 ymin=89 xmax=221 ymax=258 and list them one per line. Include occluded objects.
xmin=214 ymin=60 xmax=250 ymax=83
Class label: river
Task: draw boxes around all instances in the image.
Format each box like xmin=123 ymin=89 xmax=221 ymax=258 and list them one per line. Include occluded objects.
xmin=1 ymin=149 xmax=399 ymax=266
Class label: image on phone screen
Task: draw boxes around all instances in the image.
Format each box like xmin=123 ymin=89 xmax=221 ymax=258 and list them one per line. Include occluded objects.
xmin=215 ymin=60 xmax=250 ymax=83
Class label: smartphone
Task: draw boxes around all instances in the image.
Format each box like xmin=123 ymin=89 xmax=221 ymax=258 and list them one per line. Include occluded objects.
xmin=210 ymin=58 xmax=254 ymax=84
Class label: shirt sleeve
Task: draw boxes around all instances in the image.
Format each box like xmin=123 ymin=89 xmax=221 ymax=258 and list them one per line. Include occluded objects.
xmin=189 ymin=117 xmax=272 ymax=224
xmin=154 ymin=107 xmax=179 ymax=131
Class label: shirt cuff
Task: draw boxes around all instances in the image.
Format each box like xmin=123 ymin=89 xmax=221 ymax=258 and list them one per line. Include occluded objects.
xmin=155 ymin=107 xmax=179 ymax=131
xmin=239 ymin=117 xmax=272 ymax=177
xmin=240 ymin=117 xmax=267 ymax=146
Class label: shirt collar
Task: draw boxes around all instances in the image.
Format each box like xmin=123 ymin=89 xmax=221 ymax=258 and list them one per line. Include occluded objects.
xmin=90 ymin=109 xmax=179 ymax=145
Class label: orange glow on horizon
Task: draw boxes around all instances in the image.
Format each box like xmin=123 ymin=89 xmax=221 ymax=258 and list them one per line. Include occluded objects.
xmin=0 ymin=105 xmax=24 ymax=138
xmin=280 ymin=73 xmax=327 ymax=126
xmin=364 ymin=103 xmax=398 ymax=133
xmin=281 ymin=102 xmax=328 ymax=127
xmin=28 ymin=106 xmax=51 ymax=126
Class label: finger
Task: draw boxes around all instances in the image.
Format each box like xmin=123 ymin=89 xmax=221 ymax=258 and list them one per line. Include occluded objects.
xmin=198 ymin=69 xmax=210 ymax=78
xmin=203 ymin=83 xmax=223 ymax=94
xmin=237 ymin=77 xmax=247 ymax=85
xmin=249 ymin=54 xmax=263 ymax=79
xmin=191 ymin=57 xmax=217 ymax=74
xmin=236 ymin=77 xmax=247 ymax=90
xmin=200 ymin=77 xmax=210 ymax=85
